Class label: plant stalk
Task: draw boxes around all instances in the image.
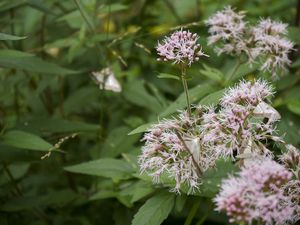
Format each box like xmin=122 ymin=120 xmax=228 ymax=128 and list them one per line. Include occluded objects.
xmin=181 ymin=65 xmax=192 ymax=116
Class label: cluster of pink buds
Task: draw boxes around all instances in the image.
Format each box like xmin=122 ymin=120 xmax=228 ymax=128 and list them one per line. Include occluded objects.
xmin=156 ymin=29 xmax=208 ymax=66
xmin=206 ymin=6 xmax=294 ymax=77
xmin=215 ymin=158 xmax=297 ymax=225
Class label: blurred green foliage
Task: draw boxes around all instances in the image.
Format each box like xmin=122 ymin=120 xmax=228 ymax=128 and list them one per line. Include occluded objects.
xmin=0 ymin=0 xmax=299 ymax=224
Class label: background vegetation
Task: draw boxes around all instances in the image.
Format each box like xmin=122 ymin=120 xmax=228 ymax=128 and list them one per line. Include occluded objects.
xmin=0 ymin=0 xmax=300 ymax=224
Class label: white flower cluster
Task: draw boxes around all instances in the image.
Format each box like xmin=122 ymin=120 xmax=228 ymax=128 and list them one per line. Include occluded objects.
xmin=139 ymin=79 xmax=283 ymax=193
xmin=205 ymin=6 xmax=294 ymax=77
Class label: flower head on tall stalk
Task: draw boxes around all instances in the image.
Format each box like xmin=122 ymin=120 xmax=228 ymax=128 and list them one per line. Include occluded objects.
xmin=156 ymin=29 xmax=208 ymax=66
xmin=214 ymin=158 xmax=297 ymax=225
xmin=156 ymin=29 xmax=209 ymax=116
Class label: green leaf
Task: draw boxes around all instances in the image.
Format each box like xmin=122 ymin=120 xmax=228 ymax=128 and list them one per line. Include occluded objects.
xmin=199 ymin=89 xmax=224 ymax=106
xmin=157 ymin=73 xmax=180 ymax=81
xmin=89 ymin=190 xmax=116 ymax=201
xmin=0 ymin=163 xmax=30 ymax=186
xmin=0 ymin=33 xmax=27 ymax=41
xmin=0 ymin=49 xmax=77 ymax=75
xmin=128 ymin=123 xmax=153 ymax=135
xmin=277 ymin=111 xmax=300 ymax=145
xmin=1 ymin=130 xmax=54 ymax=151
xmin=160 ymin=83 xmax=216 ymax=117
xmin=64 ymin=158 xmax=135 ymax=181
xmin=100 ymin=126 xmax=139 ymax=158
xmin=200 ymin=64 xmax=224 ymax=82
xmin=74 ymin=0 xmax=95 ymax=31
xmin=16 ymin=117 xmax=100 ymax=133
xmin=118 ymin=181 xmax=154 ymax=204
xmin=131 ymin=191 xmax=175 ymax=225
xmin=98 ymin=3 xmax=128 ymax=14
xmin=288 ymin=26 xmax=300 ymax=44
xmin=287 ymin=101 xmax=300 ymax=115
xmin=123 ymin=80 xmax=163 ymax=113
xmin=0 ymin=1 xmax=25 ymax=12
xmin=199 ymin=159 xmax=239 ymax=197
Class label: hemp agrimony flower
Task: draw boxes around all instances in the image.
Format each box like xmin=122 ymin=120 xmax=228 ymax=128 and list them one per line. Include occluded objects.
xmin=205 ymin=6 xmax=247 ymax=56
xmin=139 ymin=109 xmax=218 ymax=193
xmin=252 ymin=19 xmax=294 ymax=74
xmin=156 ymin=29 xmax=208 ymax=66
xmin=139 ymin=79 xmax=282 ymax=193
xmin=201 ymin=80 xmax=279 ymax=159
xmin=214 ymin=158 xmax=297 ymax=225
xmin=156 ymin=29 xmax=209 ymax=116
xmin=206 ymin=6 xmax=294 ymax=78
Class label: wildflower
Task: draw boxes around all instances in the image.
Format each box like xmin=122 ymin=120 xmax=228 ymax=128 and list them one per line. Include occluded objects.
xmin=91 ymin=67 xmax=122 ymax=92
xmin=201 ymin=80 xmax=281 ymax=160
xmin=220 ymin=79 xmax=273 ymax=107
xmin=214 ymin=158 xmax=297 ymax=225
xmin=280 ymin=145 xmax=300 ymax=174
xmin=206 ymin=7 xmax=294 ymax=77
xmin=139 ymin=80 xmax=283 ymax=193
xmin=139 ymin=110 xmax=217 ymax=193
xmin=156 ymin=29 xmax=208 ymax=66
xmin=205 ymin=6 xmax=247 ymax=56
xmin=252 ymin=19 xmax=294 ymax=74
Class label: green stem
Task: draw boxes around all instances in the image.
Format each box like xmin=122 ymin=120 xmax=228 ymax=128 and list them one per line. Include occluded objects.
xmin=181 ymin=65 xmax=192 ymax=116
xmin=3 ymin=164 xmax=51 ymax=224
xmin=73 ymin=0 xmax=104 ymax=63
xmin=195 ymin=201 xmax=213 ymax=225
xmin=183 ymin=201 xmax=201 ymax=225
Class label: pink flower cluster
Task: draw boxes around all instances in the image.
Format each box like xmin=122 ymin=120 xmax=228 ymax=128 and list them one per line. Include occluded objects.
xmin=205 ymin=6 xmax=247 ymax=56
xmin=214 ymin=158 xmax=297 ymax=225
xmin=220 ymin=79 xmax=273 ymax=107
xmin=205 ymin=6 xmax=294 ymax=77
xmin=156 ymin=29 xmax=208 ymax=66
xmin=139 ymin=108 xmax=221 ymax=193
xmin=139 ymin=80 xmax=283 ymax=192
xmin=252 ymin=19 xmax=294 ymax=74
xmin=201 ymin=80 xmax=277 ymax=159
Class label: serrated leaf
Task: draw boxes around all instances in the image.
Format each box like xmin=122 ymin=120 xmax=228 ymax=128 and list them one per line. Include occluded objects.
xmin=1 ymin=130 xmax=54 ymax=151
xmin=131 ymin=191 xmax=174 ymax=225
xmin=157 ymin=73 xmax=180 ymax=81
xmin=64 ymin=158 xmax=135 ymax=181
xmin=0 ymin=33 xmax=27 ymax=41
